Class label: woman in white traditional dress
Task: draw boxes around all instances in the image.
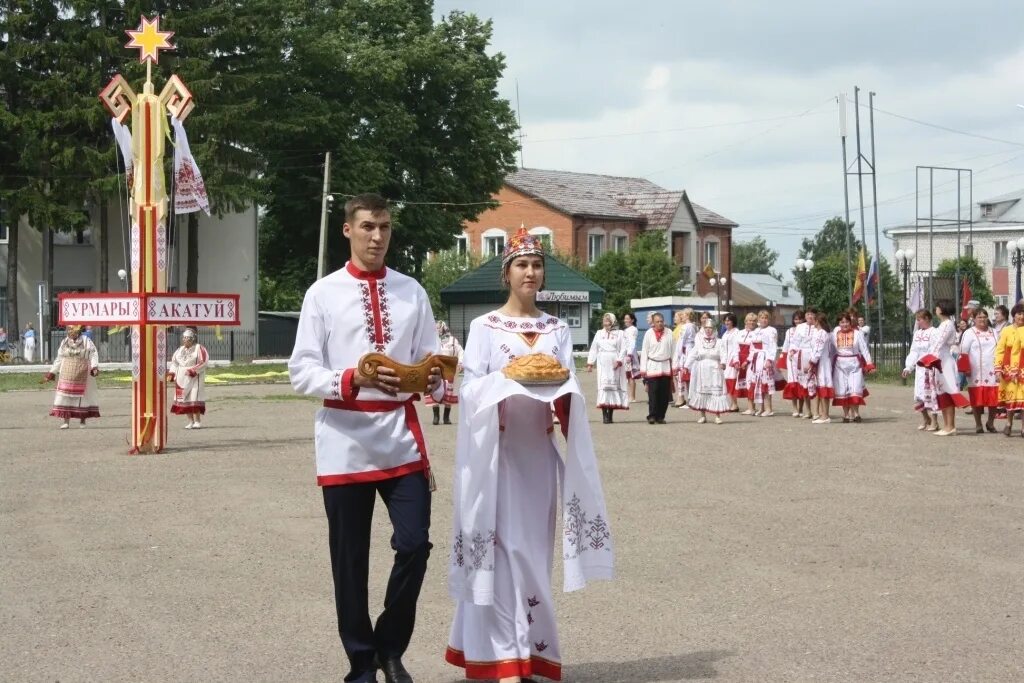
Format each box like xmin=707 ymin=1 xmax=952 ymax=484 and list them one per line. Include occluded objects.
xmin=719 ymin=313 xmax=740 ymax=412
xmin=729 ymin=313 xmax=758 ymax=414
xmin=902 ymin=309 xmax=938 ymax=431
xmin=621 ymin=312 xmax=640 ymax=403
xmin=917 ymin=300 xmax=970 ymax=436
xmin=809 ymin=311 xmax=835 ymax=424
xmin=959 ymin=308 xmax=999 ymax=433
xmin=684 ymin=318 xmax=731 ymax=424
xmin=586 ymin=312 xmax=629 ymax=423
xmin=672 ymin=309 xmax=696 ymax=407
xmin=831 ymin=312 xmax=874 ymax=423
xmin=747 ymin=309 xmax=778 ymax=417
xmin=780 ymin=310 xmax=806 ymax=417
xmin=166 ymin=328 xmax=209 ymax=429
xmin=44 ymin=325 xmax=100 ymax=428
xmin=788 ymin=309 xmax=818 ymax=418
xmin=426 ymin=320 xmax=464 ymax=425
xmin=447 ymin=229 xmax=613 ymax=683
xmin=22 ymin=323 xmax=37 ymax=363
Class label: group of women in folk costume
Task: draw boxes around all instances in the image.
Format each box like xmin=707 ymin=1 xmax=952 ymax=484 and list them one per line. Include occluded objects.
xmin=727 ymin=311 xmax=782 ymax=417
xmin=44 ymin=325 xmax=101 ymax=429
xmin=426 ymin=320 xmax=464 ymax=425
xmin=448 ymin=228 xmax=612 ymax=682
xmin=586 ymin=312 xmax=630 ymax=423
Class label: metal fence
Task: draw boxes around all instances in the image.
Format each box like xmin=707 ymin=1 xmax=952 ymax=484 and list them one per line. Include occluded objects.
xmin=42 ymin=328 xmax=298 ymax=364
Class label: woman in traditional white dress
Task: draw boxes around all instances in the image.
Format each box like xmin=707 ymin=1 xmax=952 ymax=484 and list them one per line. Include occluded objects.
xmin=586 ymin=312 xmax=629 ymax=423
xmin=902 ymin=309 xmax=938 ymax=431
xmin=447 ymin=229 xmax=613 ymax=683
xmin=809 ymin=311 xmax=835 ymax=424
xmin=621 ymin=312 xmax=640 ymax=403
xmin=917 ymin=300 xmax=970 ymax=436
xmin=747 ymin=310 xmax=778 ymax=417
xmin=672 ymin=309 xmax=696 ymax=407
xmin=780 ymin=310 xmax=806 ymax=416
xmin=44 ymin=325 xmax=100 ymax=428
xmin=831 ymin=312 xmax=874 ymax=423
xmin=166 ymin=328 xmax=209 ymax=429
xmin=426 ymin=320 xmax=464 ymax=425
xmin=788 ymin=310 xmax=818 ymax=418
xmin=959 ymin=308 xmax=999 ymax=433
xmin=719 ymin=313 xmax=740 ymax=412
xmin=22 ymin=323 xmax=37 ymax=363
xmin=729 ymin=313 xmax=758 ymax=414
xmin=684 ymin=319 xmax=731 ymax=424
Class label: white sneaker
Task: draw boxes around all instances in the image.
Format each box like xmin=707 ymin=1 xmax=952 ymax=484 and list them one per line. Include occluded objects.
xmin=792 ymin=412 xmax=800 ymax=418
xmin=762 ymin=411 xmax=774 ymax=417
xmin=752 ymin=410 xmax=762 ymax=417
xmin=192 ymin=423 xmax=202 ymax=430
xmin=184 ymin=423 xmax=194 ymax=430
xmin=714 ymin=416 xmax=723 ymax=424
xmin=697 ymin=416 xmax=707 ymax=424
xmin=813 ymin=417 xmax=831 ymax=424
xmin=59 ymin=423 xmax=69 ymax=430
xmin=741 ymin=409 xmax=754 ymax=415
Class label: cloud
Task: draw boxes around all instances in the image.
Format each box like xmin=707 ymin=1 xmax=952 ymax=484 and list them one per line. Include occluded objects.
xmin=643 ymin=65 xmax=671 ymax=92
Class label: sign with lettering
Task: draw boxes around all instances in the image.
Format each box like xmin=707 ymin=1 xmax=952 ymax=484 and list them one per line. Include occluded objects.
xmin=60 ymin=293 xmax=143 ymax=325
xmin=145 ymin=294 xmax=240 ymax=325
xmin=536 ymin=290 xmax=589 ymax=303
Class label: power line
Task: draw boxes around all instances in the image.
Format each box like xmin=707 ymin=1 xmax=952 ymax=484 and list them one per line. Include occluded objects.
xmin=859 ymin=102 xmax=1024 ymax=148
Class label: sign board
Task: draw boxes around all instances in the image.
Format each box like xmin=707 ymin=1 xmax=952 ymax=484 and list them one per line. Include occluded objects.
xmin=59 ymin=293 xmax=142 ymax=325
xmin=536 ymin=290 xmax=589 ymax=303
xmin=58 ymin=292 xmax=240 ymax=326
xmin=145 ymin=294 xmax=240 ymax=325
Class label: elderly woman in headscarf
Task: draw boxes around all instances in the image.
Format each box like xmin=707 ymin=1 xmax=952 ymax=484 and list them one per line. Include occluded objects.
xmin=44 ymin=325 xmax=100 ymax=429
xmin=587 ymin=311 xmax=629 ymax=423
xmin=167 ymin=328 xmax=209 ymax=429
xmin=426 ymin=320 xmax=464 ymax=425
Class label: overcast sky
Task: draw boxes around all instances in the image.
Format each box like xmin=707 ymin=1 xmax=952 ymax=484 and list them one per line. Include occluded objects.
xmin=434 ymin=0 xmax=1024 ymax=274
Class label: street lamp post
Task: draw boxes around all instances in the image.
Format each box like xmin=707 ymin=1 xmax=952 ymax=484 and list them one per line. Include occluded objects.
xmin=895 ymin=248 xmax=915 ymax=373
xmin=1011 ymin=236 xmax=1024 ymax=304
xmin=795 ymin=258 xmax=814 ymax=308
xmin=709 ymin=274 xmax=728 ymax=325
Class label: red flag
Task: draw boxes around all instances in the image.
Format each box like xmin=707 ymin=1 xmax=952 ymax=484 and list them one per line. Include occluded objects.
xmin=960 ymin=278 xmax=972 ymax=321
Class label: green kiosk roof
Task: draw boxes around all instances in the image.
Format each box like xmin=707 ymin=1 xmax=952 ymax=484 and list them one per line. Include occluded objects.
xmin=441 ymin=256 xmax=605 ymax=305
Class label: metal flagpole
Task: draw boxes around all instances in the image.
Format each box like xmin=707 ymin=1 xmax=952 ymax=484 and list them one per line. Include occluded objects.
xmin=854 ymin=87 xmax=869 ymax=306
xmin=839 ymin=93 xmax=854 ymax=304
xmin=868 ymin=91 xmax=883 ymax=348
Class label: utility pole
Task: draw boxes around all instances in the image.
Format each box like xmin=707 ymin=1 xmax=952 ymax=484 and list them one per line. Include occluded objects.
xmin=868 ymin=91 xmax=884 ymax=350
xmin=838 ymin=93 xmax=854 ymax=304
xmin=515 ymin=79 xmax=525 ymax=168
xmin=317 ymin=151 xmax=332 ymax=280
xmin=854 ymin=87 xmax=868 ymax=278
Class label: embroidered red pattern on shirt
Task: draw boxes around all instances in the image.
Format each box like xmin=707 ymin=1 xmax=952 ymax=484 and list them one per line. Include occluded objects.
xmin=359 ymin=280 xmax=394 ymax=353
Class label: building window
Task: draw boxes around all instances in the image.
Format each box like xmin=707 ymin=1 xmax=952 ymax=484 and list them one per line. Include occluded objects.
xmin=455 ymin=235 xmax=468 ymax=256
xmin=481 ymin=228 xmax=506 ymax=258
xmin=982 ymin=204 xmax=994 ymax=217
xmin=588 ymin=233 xmax=605 ymax=264
xmin=704 ymin=240 xmax=720 ymax=270
xmin=563 ymin=303 xmax=582 ymax=328
xmin=994 ymin=241 xmax=1008 ymax=268
xmin=613 ymin=234 xmax=629 ymax=253
xmin=529 ymin=226 xmax=553 ymax=251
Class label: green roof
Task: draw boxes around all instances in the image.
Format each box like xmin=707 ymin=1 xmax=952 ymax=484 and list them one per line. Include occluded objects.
xmin=440 ymin=256 xmax=605 ymax=305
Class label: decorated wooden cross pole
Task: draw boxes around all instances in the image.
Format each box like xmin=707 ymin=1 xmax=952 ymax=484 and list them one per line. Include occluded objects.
xmin=58 ymin=16 xmax=240 ymax=454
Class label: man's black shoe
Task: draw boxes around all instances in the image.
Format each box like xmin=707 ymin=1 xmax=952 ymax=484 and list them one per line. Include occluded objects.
xmin=377 ymin=657 xmax=413 ymax=683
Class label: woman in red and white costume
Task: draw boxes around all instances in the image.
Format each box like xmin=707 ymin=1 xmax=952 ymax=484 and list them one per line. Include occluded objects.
xmin=902 ymin=309 xmax=938 ymax=431
xmin=426 ymin=320 xmax=464 ymax=425
xmin=747 ymin=309 xmax=778 ymax=417
xmin=917 ymin=299 xmax=970 ymax=436
xmin=729 ymin=313 xmax=758 ymax=414
xmin=831 ymin=312 xmax=874 ymax=423
xmin=780 ymin=310 xmax=807 ymax=417
xmin=167 ymin=328 xmax=209 ymax=429
xmin=684 ymin=318 xmax=731 ymax=424
xmin=672 ymin=309 xmax=696 ymax=407
xmin=719 ymin=313 xmax=741 ymax=412
xmin=447 ymin=229 xmax=613 ymax=683
xmin=587 ymin=312 xmax=629 ymax=423
xmin=959 ymin=307 xmax=999 ymax=433
xmin=809 ymin=311 xmax=835 ymax=424
xmin=621 ymin=312 xmax=641 ymax=403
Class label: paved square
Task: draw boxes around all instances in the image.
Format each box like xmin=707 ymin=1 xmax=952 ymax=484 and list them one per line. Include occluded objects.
xmin=2 ymin=377 xmax=1022 ymax=681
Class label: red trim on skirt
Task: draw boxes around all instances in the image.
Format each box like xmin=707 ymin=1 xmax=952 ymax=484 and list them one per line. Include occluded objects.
xmin=967 ymin=385 xmax=999 ymax=408
xmin=815 ymin=386 xmax=835 ymax=399
xmin=50 ymin=407 xmax=100 ymax=419
xmin=171 ymin=402 xmax=206 ymax=415
xmin=445 ymin=646 xmax=561 ymax=681
xmin=596 ymin=403 xmax=629 ymax=410
xmin=936 ymin=392 xmax=970 ymax=409
xmin=783 ymin=382 xmax=808 ymax=399
xmin=832 ymin=396 xmax=866 ymax=407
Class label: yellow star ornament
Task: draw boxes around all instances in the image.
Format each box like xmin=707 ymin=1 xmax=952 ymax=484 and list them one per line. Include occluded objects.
xmin=125 ymin=15 xmax=175 ymax=64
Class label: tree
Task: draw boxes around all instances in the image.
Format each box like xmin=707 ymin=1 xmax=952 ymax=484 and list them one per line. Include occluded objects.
xmin=421 ymin=249 xmax=481 ymax=318
xmin=587 ymin=231 xmax=680 ymax=316
xmin=258 ymin=3 xmax=519 ymax=287
xmin=732 ymin=236 xmax=781 ymax=279
xmin=935 ymin=256 xmax=995 ymax=308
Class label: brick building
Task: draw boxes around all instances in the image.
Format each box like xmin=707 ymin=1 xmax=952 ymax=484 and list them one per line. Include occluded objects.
xmin=458 ymin=168 xmax=737 ymax=298
xmin=885 ymin=188 xmax=1024 ymax=308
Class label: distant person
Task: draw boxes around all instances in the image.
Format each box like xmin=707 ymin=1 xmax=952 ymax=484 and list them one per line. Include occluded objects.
xmin=903 ymin=310 xmax=938 ymax=431
xmin=640 ymin=312 xmax=674 ymax=424
xmin=82 ymin=325 xmax=94 ymax=341
xmin=22 ymin=323 xmax=36 ymax=363
xmin=682 ymin=318 xmax=730 ymax=424
xmin=916 ymin=300 xmax=969 ymax=436
xmin=959 ymin=308 xmax=999 ymax=433
xmin=832 ymin=312 xmax=874 ymax=423
xmin=43 ymin=325 xmax=100 ymax=429
xmin=780 ymin=310 xmax=806 ymax=417
xmin=719 ymin=313 xmax=740 ymax=412
xmin=992 ymin=305 xmax=1009 ymax=337
xmin=857 ymin=315 xmax=871 ymax=342
xmin=671 ymin=309 xmax=695 ymax=407
xmin=586 ymin=312 xmax=629 ymax=423
xmin=620 ymin=312 xmax=640 ymax=403
xmin=426 ymin=320 xmax=463 ymax=426
xmin=994 ymin=304 xmax=1024 ymax=438
xmin=167 ymin=328 xmax=209 ymax=430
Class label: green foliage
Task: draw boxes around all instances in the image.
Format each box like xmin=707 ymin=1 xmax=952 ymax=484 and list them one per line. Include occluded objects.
xmin=935 ymin=256 xmax=995 ymax=307
xmin=586 ymin=231 xmax=681 ymax=316
xmin=421 ymin=249 xmax=481 ymax=319
xmin=732 ymin=236 xmax=781 ymax=279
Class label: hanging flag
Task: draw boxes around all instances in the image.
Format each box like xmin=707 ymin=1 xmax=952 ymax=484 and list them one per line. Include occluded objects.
xmin=908 ymin=275 xmax=924 ymax=313
xmin=171 ymin=116 xmax=211 ymax=215
xmin=851 ymin=248 xmax=867 ymax=304
xmin=960 ymin=278 xmax=973 ymax=320
xmin=865 ymin=255 xmax=880 ymax=305
xmin=111 ymin=117 xmax=134 ymax=188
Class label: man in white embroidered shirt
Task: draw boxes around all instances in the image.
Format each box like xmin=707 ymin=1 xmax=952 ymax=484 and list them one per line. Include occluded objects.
xmin=289 ymin=193 xmax=443 ymax=683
